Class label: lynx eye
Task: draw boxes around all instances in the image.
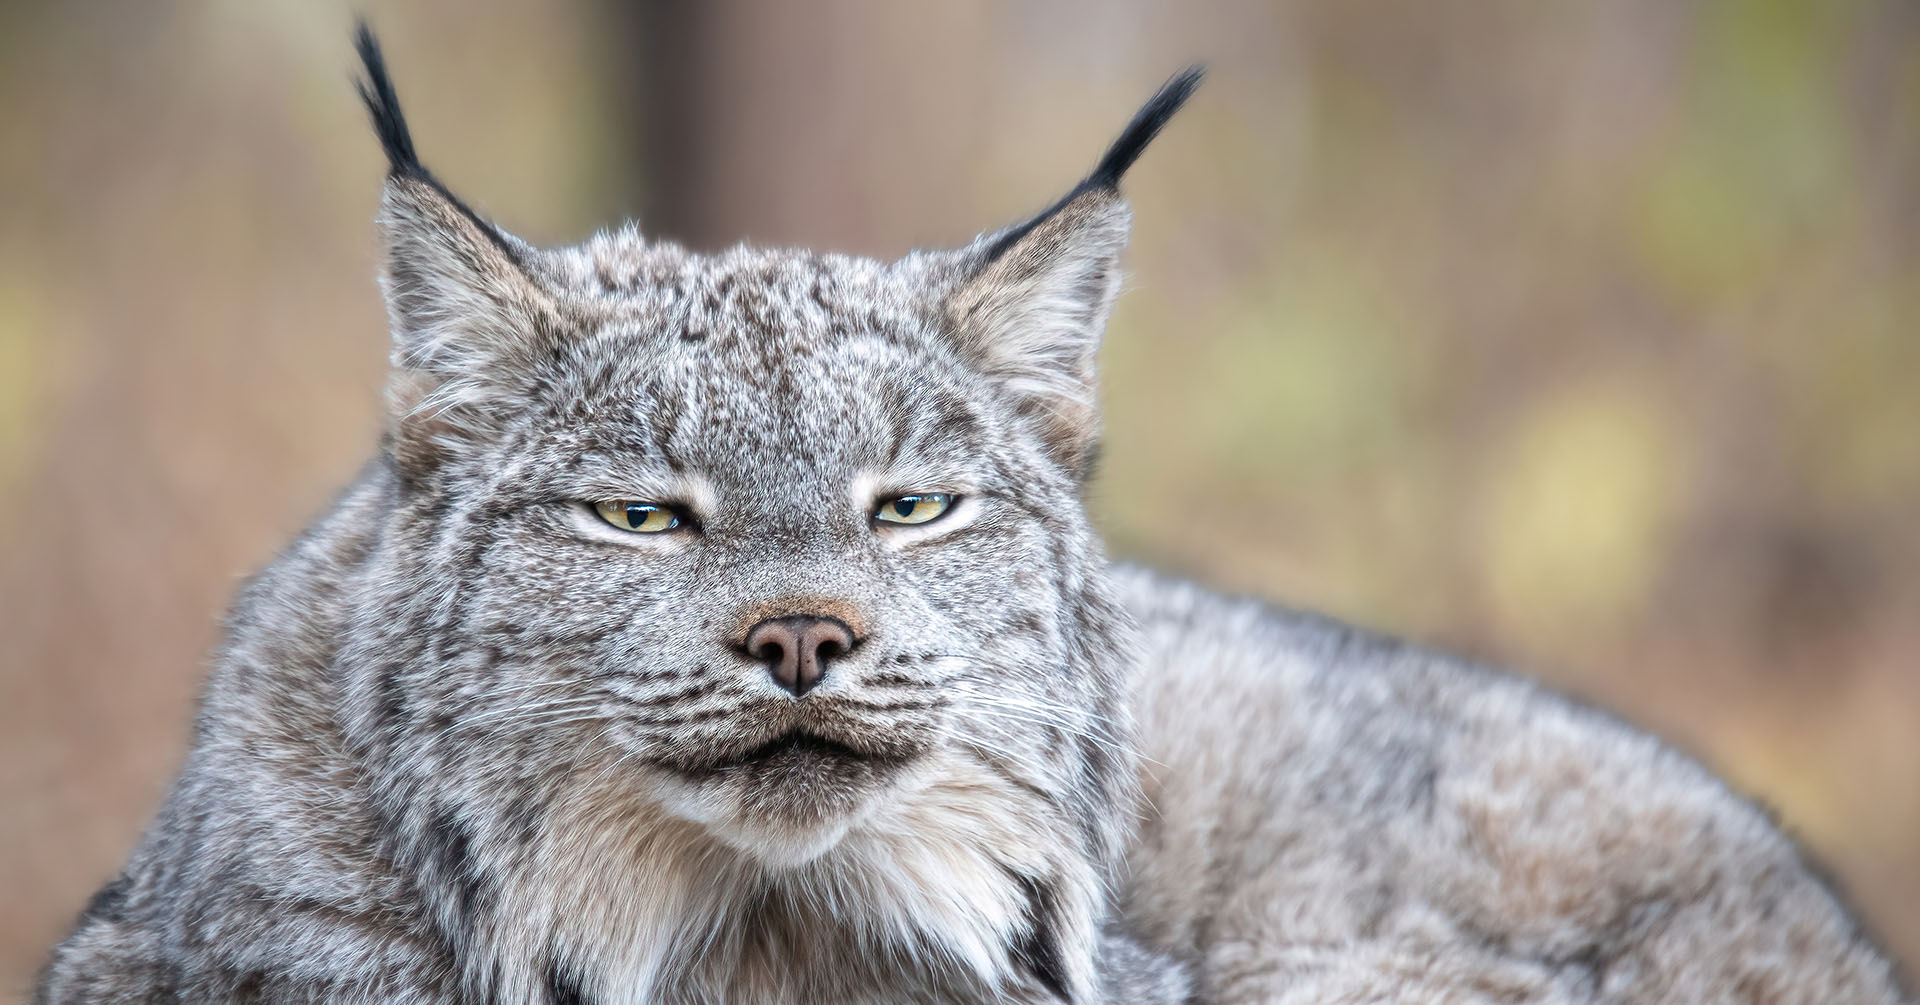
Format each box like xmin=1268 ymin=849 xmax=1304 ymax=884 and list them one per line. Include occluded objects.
xmin=874 ymin=493 xmax=955 ymax=526
xmin=593 ymin=500 xmax=682 ymax=533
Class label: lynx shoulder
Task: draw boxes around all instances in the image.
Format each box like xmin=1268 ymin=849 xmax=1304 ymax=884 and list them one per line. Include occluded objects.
xmin=39 ymin=24 xmax=1908 ymax=1005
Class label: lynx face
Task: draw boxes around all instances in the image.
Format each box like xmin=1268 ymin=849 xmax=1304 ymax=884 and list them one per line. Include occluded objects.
xmin=346 ymin=38 xmax=1197 ymax=889
xmin=383 ymin=241 xmax=1113 ymax=865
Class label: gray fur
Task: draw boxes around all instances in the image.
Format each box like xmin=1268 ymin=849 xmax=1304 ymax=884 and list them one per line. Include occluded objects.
xmin=39 ymin=36 xmax=1909 ymax=1005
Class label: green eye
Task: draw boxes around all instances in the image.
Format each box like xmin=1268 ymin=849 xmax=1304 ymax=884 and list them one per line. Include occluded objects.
xmin=874 ymin=493 xmax=955 ymax=526
xmin=593 ymin=500 xmax=682 ymax=533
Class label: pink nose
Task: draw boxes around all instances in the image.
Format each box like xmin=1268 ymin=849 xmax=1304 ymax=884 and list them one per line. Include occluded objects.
xmin=743 ymin=615 xmax=857 ymax=696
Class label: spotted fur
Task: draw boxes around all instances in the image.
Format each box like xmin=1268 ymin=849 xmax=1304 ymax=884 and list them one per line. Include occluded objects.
xmin=39 ymin=26 xmax=1909 ymax=1005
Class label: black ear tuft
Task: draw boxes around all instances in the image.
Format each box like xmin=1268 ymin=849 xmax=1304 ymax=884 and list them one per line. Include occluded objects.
xmin=352 ymin=22 xmax=524 ymax=262
xmin=984 ymin=66 xmax=1203 ymax=263
xmin=1084 ymin=65 xmax=1205 ymax=193
xmin=354 ymin=21 xmax=423 ymax=180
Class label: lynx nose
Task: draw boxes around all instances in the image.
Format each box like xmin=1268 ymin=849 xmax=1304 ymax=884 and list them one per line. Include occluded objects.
xmin=743 ymin=615 xmax=857 ymax=696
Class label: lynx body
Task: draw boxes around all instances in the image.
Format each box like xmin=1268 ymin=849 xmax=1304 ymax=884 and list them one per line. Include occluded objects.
xmin=40 ymin=29 xmax=1908 ymax=1005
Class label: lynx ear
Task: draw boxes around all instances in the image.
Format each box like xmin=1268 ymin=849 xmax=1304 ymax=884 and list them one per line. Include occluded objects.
xmin=942 ymin=68 xmax=1202 ymax=476
xmin=943 ymin=194 xmax=1130 ymax=476
xmin=355 ymin=24 xmax=559 ymax=474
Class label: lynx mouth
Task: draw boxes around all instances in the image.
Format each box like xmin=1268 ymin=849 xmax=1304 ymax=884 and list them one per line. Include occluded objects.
xmin=734 ymin=731 xmax=878 ymax=767
xmin=658 ymin=728 xmax=919 ymax=781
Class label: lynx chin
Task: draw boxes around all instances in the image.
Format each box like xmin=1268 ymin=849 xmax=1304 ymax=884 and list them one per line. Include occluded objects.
xmin=39 ymin=23 xmax=1910 ymax=1005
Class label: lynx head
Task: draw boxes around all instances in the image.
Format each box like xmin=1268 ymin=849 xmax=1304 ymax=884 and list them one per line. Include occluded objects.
xmin=342 ymin=24 xmax=1198 ymax=999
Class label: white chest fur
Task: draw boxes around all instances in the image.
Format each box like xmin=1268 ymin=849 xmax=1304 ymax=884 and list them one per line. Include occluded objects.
xmin=487 ymin=749 xmax=1093 ymax=1004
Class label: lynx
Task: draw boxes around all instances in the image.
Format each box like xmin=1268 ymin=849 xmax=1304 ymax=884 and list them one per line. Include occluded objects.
xmin=40 ymin=25 xmax=1909 ymax=1005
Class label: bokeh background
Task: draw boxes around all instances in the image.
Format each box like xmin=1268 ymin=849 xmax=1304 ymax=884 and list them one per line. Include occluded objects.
xmin=2 ymin=0 xmax=1916 ymax=992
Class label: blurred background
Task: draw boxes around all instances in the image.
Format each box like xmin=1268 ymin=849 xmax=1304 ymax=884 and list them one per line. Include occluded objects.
xmin=1 ymin=0 xmax=1916 ymax=992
